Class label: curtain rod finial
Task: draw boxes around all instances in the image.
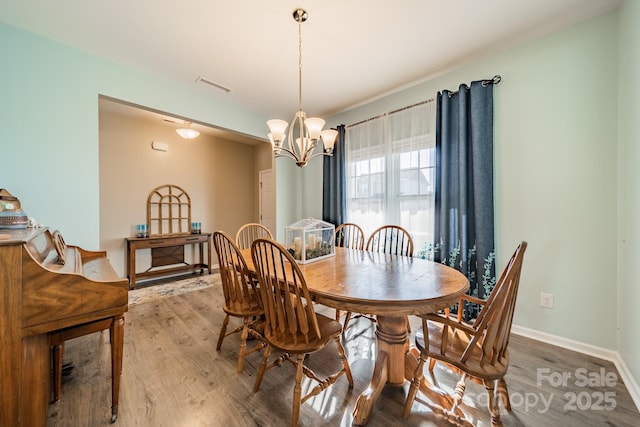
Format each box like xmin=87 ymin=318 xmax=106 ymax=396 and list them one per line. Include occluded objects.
xmin=482 ymin=75 xmax=502 ymax=86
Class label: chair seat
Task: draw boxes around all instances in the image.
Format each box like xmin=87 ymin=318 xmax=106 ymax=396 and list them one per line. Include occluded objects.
xmin=415 ymin=320 xmax=509 ymax=381
xmin=223 ymin=292 xmax=263 ymax=318
xmin=265 ymin=312 xmax=342 ymax=355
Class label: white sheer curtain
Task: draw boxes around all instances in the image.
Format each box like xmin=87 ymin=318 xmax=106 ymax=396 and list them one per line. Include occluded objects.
xmin=345 ymin=100 xmax=436 ymax=255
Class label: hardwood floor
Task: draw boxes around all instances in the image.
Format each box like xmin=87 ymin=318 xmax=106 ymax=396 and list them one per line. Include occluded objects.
xmin=47 ymin=285 xmax=639 ymax=426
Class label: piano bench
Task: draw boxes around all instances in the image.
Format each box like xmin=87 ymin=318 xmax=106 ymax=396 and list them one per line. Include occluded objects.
xmin=50 ymin=317 xmax=114 ymax=403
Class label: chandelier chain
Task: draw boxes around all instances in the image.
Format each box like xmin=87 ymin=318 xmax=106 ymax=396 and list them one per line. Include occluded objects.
xmin=266 ymin=8 xmax=337 ymax=168
xmin=297 ymin=10 xmax=303 ymax=112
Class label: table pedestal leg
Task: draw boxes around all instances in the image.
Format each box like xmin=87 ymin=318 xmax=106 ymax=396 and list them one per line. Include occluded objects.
xmin=353 ymin=316 xmax=409 ymax=425
xmin=353 ymin=351 xmax=387 ymax=425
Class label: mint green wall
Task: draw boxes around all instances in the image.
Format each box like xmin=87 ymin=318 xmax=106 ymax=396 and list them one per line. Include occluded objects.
xmin=324 ymin=12 xmax=621 ymax=351
xmin=274 ymin=157 xmax=304 ymax=241
xmin=0 ymin=22 xmax=267 ymax=249
xmin=618 ymin=0 xmax=640 ymax=383
xmin=301 ymin=157 xmax=323 ymax=219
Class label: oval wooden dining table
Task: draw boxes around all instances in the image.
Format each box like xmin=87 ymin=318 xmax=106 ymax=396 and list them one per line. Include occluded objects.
xmin=242 ymin=246 xmax=469 ymax=425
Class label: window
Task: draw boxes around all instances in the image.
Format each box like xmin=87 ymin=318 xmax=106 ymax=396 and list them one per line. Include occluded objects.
xmin=345 ymin=101 xmax=436 ymax=254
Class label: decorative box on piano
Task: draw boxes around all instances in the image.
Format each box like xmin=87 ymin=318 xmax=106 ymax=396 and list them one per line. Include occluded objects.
xmin=0 ymin=188 xmax=28 ymax=229
xmin=285 ymin=218 xmax=335 ymax=264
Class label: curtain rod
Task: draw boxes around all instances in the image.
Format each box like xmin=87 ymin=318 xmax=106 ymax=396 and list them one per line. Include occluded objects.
xmin=346 ymin=75 xmax=501 ymax=128
xmin=442 ymin=75 xmax=502 ymax=96
xmin=346 ymin=98 xmax=435 ymax=128
xmin=345 ymin=74 xmax=502 ymax=128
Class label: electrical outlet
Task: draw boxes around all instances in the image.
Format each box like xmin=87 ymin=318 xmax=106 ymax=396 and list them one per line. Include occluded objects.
xmin=540 ymin=292 xmax=554 ymax=309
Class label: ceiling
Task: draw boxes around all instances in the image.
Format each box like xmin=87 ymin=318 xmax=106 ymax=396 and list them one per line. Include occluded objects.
xmin=1 ymin=0 xmax=621 ymax=140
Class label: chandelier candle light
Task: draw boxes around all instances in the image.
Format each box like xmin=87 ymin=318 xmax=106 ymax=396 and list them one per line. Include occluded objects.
xmin=267 ymin=8 xmax=338 ymax=168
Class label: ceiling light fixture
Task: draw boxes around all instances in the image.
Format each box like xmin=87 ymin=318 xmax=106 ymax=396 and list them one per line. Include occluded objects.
xmin=267 ymin=8 xmax=337 ymax=168
xmin=176 ymin=121 xmax=200 ymax=140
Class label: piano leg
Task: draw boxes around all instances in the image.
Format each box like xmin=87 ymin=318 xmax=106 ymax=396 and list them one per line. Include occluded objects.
xmin=110 ymin=315 xmax=125 ymax=423
xmin=51 ymin=338 xmax=64 ymax=403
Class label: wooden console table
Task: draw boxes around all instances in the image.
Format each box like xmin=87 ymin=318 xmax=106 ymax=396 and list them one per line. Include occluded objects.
xmin=125 ymin=233 xmax=212 ymax=289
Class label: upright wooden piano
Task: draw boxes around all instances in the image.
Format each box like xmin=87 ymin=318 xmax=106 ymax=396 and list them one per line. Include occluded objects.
xmin=0 ymin=227 xmax=128 ymax=426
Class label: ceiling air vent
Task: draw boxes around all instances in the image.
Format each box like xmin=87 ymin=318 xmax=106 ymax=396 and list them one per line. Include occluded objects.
xmin=196 ymin=76 xmax=231 ymax=93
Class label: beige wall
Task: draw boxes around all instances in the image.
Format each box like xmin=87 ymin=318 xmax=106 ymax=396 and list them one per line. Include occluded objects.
xmin=99 ymin=108 xmax=269 ymax=278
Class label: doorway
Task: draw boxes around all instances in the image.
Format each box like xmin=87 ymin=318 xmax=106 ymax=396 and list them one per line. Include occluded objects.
xmin=259 ymin=169 xmax=275 ymax=234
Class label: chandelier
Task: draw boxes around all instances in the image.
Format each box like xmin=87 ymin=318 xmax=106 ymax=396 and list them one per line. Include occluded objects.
xmin=267 ymin=9 xmax=337 ymax=168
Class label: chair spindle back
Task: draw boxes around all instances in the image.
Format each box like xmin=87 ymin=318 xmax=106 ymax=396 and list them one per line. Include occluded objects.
xmin=235 ymin=223 xmax=273 ymax=250
xmin=366 ymin=225 xmax=414 ymax=257
xmin=463 ymin=241 xmax=527 ymax=366
xmin=334 ymin=223 xmax=365 ymax=250
xmin=213 ymin=231 xmax=261 ymax=313
xmin=251 ymin=238 xmax=321 ymax=347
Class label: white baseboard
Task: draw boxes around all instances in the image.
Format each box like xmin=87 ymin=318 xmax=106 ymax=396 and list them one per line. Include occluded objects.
xmin=511 ymin=324 xmax=640 ymax=412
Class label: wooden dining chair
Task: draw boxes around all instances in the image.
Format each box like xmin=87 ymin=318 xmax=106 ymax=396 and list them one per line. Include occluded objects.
xmin=212 ymin=231 xmax=266 ymax=373
xmin=342 ymin=224 xmax=415 ymax=331
xmin=334 ymin=222 xmax=365 ymax=250
xmin=250 ymin=238 xmax=354 ymax=427
xmin=333 ymin=223 xmax=365 ymax=322
xmin=235 ymin=223 xmax=273 ymax=250
xmin=403 ymin=242 xmax=527 ymax=427
xmin=366 ymin=224 xmax=414 ymax=257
